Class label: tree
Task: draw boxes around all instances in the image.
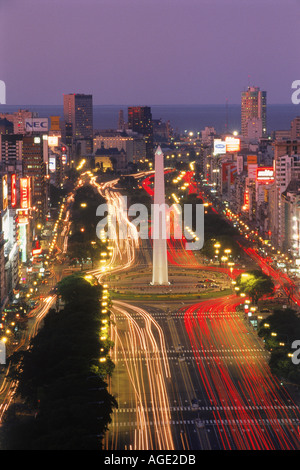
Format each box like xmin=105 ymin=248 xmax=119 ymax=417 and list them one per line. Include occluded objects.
xmin=236 ymin=269 xmax=274 ymax=304
xmin=258 ymin=308 xmax=300 ymax=385
xmin=57 ymin=273 xmax=101 ymax=305
xmin=3 ymin=275 xmax=117 ymax=449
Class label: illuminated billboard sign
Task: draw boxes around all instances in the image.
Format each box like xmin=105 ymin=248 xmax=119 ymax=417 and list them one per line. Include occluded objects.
xmin=256 ymin=167 xmax=274 ymax=183
xmin=213 ymin=139 xmax=226 ymax=155
xmin=2 ymin=175 xmax=8 ymax=210
xmin=20 ymin=177 xmax=31 ymax=209
xmin=225 ymin=136 xmax=240 ymax=153
xmin=32 ymin=248 xmax=42 ymax=256
xmin=48 ymin=136 xmax=59 ymax=147
xmin=222 ymin=162 xmax=237 ymax=184
xmin=25 ymin=118 xmax=49 ymax=133
xmin=247 ymin=155 xmax=257 ymax=165
xmin=17 ymin=209 xmax=29 ymax=225
xmin=49 ymin=157 xmax=56 ymax=172
xmin=248 ymin=163 xmax=258 ymax=179
xmin=50 ymin=116 xmax=60 ymax=131
xmin=11 ymin=174 xmax=17 ymax=207
xmin=242 ymin=191 xmax=249 ymax=211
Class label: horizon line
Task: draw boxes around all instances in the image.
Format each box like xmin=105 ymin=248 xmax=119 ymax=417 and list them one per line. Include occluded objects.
xmin=0 ymin=102 xmax=297 ymax=107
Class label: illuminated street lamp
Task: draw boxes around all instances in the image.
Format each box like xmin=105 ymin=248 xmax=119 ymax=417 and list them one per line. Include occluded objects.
xmin=228 ymin=261 xmax=235 ymax=273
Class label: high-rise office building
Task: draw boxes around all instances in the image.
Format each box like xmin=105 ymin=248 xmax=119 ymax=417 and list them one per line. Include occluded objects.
xmin=241 ymin=86 xmax=267 ymax=138
xmin=0 ymin=118 xmax=13 ymax=135
xmin=291 ymin=116 xmax=300 ymax=139
xmin=63 ymin=94 xmax=93 ymax=140
xmin=0 ymin=134 xmax=23 ymax=172
xmin=128 ymin=106 xmax=153 ymax=159
xmin=118 ymin=109 xmax=125 ymax=131
xmin=0 ymin=109 xmax=38 ymax=134
xmin=269 ymin=139 xmax=300 ymax=248
xmin=22 ymin=135 xmax=48 ymax=222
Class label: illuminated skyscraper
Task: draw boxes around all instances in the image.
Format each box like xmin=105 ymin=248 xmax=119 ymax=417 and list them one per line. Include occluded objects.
xmin=63 ymin=94 xmax=93 ymax=140
xmin=241 ymin=86 xmax=267 ymax=138
xmin=118 ymin=109 xmax=125 ymax=131
xmin=151 ymin=146 xmax=168 ymax=285
xmin=128 ymin=106 xmax=153 ymax=159
xmin=22 ymin=135 xmax=48 ymax=222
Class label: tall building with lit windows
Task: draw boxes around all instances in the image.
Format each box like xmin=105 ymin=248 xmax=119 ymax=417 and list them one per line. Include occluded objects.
xmin=22 ymin=135 xmax=48 ymax=223
xmin=241 ymin=86 xmax=267 ymax=138
xmin=63 ymin=93 xmax=93 ymax=140
xmin=127 ymin=106 xmax=153 ymax=159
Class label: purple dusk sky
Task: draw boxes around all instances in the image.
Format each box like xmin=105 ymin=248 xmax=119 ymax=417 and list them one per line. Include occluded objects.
xmin=0 ymin=0 xmax=299 ymax=105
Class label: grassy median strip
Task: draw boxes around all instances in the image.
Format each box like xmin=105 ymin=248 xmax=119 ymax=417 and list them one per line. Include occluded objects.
xmin=110 ymin=288 xmax=232 ymax=301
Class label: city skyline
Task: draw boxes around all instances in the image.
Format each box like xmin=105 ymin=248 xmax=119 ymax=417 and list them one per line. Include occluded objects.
xmin=1 ymin=0 xmax=300 ymax=453
xmin=1 ymin=0 xmax=299 ymax=105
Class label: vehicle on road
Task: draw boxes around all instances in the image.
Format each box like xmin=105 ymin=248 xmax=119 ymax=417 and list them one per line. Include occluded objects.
xmin=191 ymin=398 xmax=199 ymax=409
xmin=195 ymin=418 xmax=205 ymax=429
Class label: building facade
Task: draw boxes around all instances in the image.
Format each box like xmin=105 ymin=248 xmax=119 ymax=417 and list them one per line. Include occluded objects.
xmin=241 ymin=86 xmax=267 ymax=138
xmin=127 ymin=106 xmax=153 ymax=159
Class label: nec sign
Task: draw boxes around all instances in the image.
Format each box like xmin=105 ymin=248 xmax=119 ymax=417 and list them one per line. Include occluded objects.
xmin=25 ymin=118 xmax=49 ymax=132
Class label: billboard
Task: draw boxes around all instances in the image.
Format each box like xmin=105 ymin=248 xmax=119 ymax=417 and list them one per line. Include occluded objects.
xmin=25 ymin=118 xmax=49 ymax=133
xmin=256 ymin=167 xmax=274 ymax=183
xmin=11 ymin=174 xmax=17 ymax=208
xmin=20 ymin=177 xmax=31 ymax=209
xmin=222 ymin=162 xmax=237 ymax=184
xmin=225 ymin=136 xmax=240 ymax=152
xmin=237 ymin=155 xmax=244 ymax=174
xmin=50 ymin=116 xmax=60 ymax=131
xmin=243 ymin=190 xmax=249 ymax=211
xmin=49 ymin=156 xmax=56 ymax=172
xmin=48 ymin=136 xmax=59 ymax=147
xmin=247 ymin=155 xmax=257 ymax=165
xmin=248 ymin=163 xmax=258 ymax=179
xmin=214 ymin=139 xmax=226 ymax=155
xmin=17 ymin=209 xmax=29 ymax=225
xmin=222 ymin=162 xmax=231 ymax=183
xmin=2 ymin=175 xmax=8 ymax=210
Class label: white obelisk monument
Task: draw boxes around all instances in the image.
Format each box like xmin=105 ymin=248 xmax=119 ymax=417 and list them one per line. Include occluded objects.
xmin=151 ymin=146 xmax=169 ymax=285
